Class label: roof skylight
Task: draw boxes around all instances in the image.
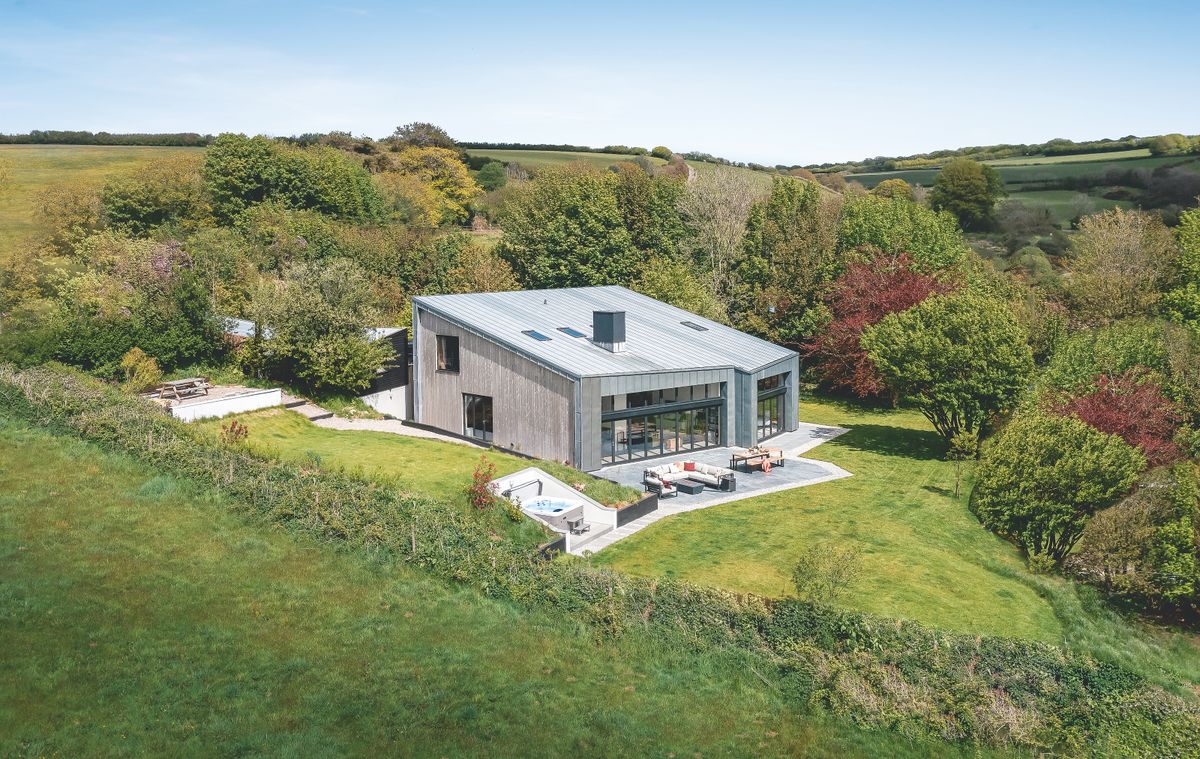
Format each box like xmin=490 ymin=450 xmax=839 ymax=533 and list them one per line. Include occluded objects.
xmin=681 ymin=320 xmax=709 ymax=331
xmin=557 ymin=327 xmax=586 ymax=338
xmin=522 ymin=329 xmax=552 ymax=342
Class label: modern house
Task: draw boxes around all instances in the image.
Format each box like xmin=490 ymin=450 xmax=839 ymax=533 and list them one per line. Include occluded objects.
xmin=411 ymin=286 xmax=799 ymax=472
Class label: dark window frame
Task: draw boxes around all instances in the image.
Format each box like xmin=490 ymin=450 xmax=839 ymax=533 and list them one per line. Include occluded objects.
xmin=463 ymin=393 xmax=493 ymax=442
xmin=436 ymin=334 xmax=460 ymax=373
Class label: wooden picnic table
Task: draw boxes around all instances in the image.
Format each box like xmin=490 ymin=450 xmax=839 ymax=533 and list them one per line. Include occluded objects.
xmin=155 ymin=377 xmax=211 ymax=401
xmin=729 ymin=447 xmax=785 ymax=473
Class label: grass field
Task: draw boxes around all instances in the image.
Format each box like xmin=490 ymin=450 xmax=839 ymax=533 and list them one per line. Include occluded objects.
xmin=593 ymin=397 xmax=1200 ymax=694
xmin=0 ymin=144 xmax=202 ymax=263
xmin=467 ymin=148 xmax=667 ymax=171
xmin=849 ymin=153 xmax=1200 ymax=189
xmin=1007 ymin=188 xmax=1133 ymax=225
xmin=197 ymin=408 xmax=642 ymax=509
xmin=983 ymin=148 xmax=1152 ymax=166
xmin=0 ymin=416 xmax=1004 ymax=759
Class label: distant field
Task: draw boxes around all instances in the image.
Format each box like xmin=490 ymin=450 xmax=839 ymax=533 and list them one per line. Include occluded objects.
xmin=850 ymin=153 xmax=1200 ymax=188
xmin=983 ymin=148 xmax=1151 ymax=166
xmin=467 ymin=148 xmax=778 ymax=189
xmin=0 ymin=144 xmax=201 ymax=262
xmin=467 ymin=148 xmax=666 ymax=171
xmin=1007 ymin=189 xmax=1133 ymax=225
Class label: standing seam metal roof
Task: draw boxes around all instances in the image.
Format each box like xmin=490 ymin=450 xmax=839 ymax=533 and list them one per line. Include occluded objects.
xmin=413 ymin=286 xmax=796 ymax=379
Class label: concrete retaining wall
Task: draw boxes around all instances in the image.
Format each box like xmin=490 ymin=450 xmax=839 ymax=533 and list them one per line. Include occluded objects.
xmin=170 ymin=388 xmax=282 ymax=422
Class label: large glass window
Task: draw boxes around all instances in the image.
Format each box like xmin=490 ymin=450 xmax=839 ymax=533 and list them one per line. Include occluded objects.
xmin=599 ymin=384 xmax=723 ymax=464
xmin=437 ymin=335 xmax=459 ymax=372
xmin=756 ymin=373 xmax=787 ymax=442
xmin=463 ymin=393 xmax=492 ymax=442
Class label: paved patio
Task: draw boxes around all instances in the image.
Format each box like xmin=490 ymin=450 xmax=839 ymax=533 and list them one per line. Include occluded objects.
xmin=578 ymin=423 xmax=852 ymax=554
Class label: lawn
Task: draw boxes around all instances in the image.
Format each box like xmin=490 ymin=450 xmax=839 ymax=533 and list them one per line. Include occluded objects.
xmin=984 ymin=148 xmax=1152 ymax=166
xmin=0 ymin=144 xmax=202 ymax=264
xmin=467 ymin=148 xmax=666 ymax=171
xmin=197 ymin=408 xmax=642 ymax=509
xmin=596 ymin=397 xmax=1063 ymax=640
xmin=594 ymin=397 xmax=1200 ymax=693
xmin=0 ymin=416 xmax=999 ymax=758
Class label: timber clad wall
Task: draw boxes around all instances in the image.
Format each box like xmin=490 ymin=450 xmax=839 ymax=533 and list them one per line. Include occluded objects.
xmin=415 ymin=309 xmax=577 ymax=464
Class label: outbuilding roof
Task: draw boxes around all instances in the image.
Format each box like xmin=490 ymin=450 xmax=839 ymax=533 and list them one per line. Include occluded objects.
xmin=413 ymin=286 xmax=796 ymax=379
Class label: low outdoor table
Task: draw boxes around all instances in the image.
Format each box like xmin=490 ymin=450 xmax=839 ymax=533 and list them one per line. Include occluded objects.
xmin=675 ymin=479 xmax=706 ymax=495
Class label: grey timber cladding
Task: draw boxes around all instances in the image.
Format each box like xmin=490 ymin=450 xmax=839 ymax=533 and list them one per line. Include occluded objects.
xmin=415 ymin=309 xmax=576 ymax=464
xmin=411 ymin=286 xmax=797 ymax=378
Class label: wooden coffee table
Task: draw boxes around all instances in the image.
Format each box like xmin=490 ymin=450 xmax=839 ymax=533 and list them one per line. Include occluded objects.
xmin=675 ymin=479 xmax=706 ymax=495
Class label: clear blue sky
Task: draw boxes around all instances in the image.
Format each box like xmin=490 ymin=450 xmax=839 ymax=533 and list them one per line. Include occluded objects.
xmin=2 ymin=0 xmax=1197 ymax=165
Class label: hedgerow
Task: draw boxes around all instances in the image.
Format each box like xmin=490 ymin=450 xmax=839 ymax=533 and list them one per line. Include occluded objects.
xmin=2 ymin=364 xmax=1197 ymax=757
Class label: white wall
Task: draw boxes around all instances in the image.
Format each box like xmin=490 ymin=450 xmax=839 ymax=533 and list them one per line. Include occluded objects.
xmin=360 ymin=386 xmax=408 ymax=419
xmin=170 ymin=388 xmax=282 ymax=422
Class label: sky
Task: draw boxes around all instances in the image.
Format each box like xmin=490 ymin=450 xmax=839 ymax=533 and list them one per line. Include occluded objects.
xmin=1 ymin=0 xmax=1197 ymax=166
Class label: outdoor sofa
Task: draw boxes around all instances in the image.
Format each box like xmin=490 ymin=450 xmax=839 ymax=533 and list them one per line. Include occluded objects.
xmin=643 ymin=461 xmax=736 ymax=493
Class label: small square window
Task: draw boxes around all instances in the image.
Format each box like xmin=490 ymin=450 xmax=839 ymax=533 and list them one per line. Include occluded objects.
xmin=436 ymin=335 xmax=459 ymax=372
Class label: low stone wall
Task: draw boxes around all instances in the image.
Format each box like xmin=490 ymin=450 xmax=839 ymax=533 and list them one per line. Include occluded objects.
xmin=616 ymin=492 xmax=659 ymax=526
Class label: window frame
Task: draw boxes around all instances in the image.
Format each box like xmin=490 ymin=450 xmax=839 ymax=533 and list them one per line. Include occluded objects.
xmin=436 ymin=334 xmax=460 ymax=373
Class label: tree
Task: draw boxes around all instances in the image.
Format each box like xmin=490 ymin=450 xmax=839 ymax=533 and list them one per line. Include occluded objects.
xmin=677 ymin=165 xmax=766 ymax=311
xmin=734 ymin=177 xmax=842 ymax=345
xmin=390 ymin=122 xmax=456 ymax=150
xmin=650 ymin=146 xmax=673 ymax=160
xmin=837 ymin=194 xmax=969 ymax=271
xmin=496 ymin=165 xmax=638 ymax=288
xmin=971 ymin=413 xmax=1145 ymax=563
xmin=1065 ymin=208 xmax=1178 ymax=325
xmin=475 ymin=161 xmax=507 ymax=191
xmin=101 ymin=153 xmax=212 ymax=236
xmin=375 ymin=146 xmax=481 ymax=226
xmin=929 ymin=158 xmax=1005 ymax=230
xmin=861 ymin=291 xmax=1034 ymax=443
xmin=1148 ymin=133 xmax=1191 ymax=156
xmin=1067 ymin=464 xmax=1199 ymax=614
xmin=1053 ymin=370 xmax=1184 ymax=466
xmin=249 ymin=259 xmax=393 ymax=394
xmin=1163 ymin=207 xmax=1200 ymax=332
xmin=610 ymin=162 xmax=688 ymax=261
xmin=632 ymin=256 xmax=727 ymax=322
xmin=869 ymin=178 xmax=913 ymax=201
xmin=802 ymin=251 xmax=952 ymax=398
xmin=947 ymin=430 xmax=978 ymax=498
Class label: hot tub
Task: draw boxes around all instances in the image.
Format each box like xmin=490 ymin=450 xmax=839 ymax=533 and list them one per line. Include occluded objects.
xmin=521 ymin=496 xmax=584 ymax=530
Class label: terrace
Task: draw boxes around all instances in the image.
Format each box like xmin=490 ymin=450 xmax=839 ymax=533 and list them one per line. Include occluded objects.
xmin=582 ymin=422 xmax=851 ymax=554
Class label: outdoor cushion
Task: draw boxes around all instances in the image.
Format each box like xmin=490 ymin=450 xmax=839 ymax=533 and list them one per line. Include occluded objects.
xmin=684 ymin=461 xmax=696 ymax=472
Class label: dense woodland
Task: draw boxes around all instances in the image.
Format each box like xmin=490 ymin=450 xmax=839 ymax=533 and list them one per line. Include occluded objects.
xmin=2 ymin=123 xmax=1199 ymax=627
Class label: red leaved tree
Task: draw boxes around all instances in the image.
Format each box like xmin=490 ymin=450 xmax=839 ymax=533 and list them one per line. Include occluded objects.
xmin=803 ymin=250 xmax=952 ymax=397
xmin=1055 ymin=370 xmax=1183 ymax=467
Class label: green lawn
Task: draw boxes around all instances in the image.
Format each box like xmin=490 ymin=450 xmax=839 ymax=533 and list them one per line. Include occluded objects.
xmin=467 ymin=148 xmax=666 ymax=171
xmin=849 ymin=153 xmax=1200 ymax=189
xmin=0 ymin=144 xmax=202 ymax=264
xmin=983 ymin=148 xmax=1152 ymax=166
xmin=596 ymin=398 xmax=1063 ymax=640
xmin=593 ymin=397 xmax=1200 ymax=692
xmin=0 ymin=416 xmax=1000 ymax=758
xmin=198 ymin=408 xmax=642 ymax=509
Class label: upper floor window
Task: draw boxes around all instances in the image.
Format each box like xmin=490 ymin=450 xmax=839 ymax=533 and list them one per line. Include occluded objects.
xmin=436 ymin=335 xmax=460 ymax=372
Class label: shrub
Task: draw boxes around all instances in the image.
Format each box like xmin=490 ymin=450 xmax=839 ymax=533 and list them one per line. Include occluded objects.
xmin=791 ymin=544 xmax=862 ymax=605
xmin=118 ymin=347 xmax=162 ymax=393
xmin=466 ymin=455 xmax=499 ymax=510
xmin=971 ymin=413 xmax=1145 ymax=562
xmin=218 ymin=419 xmax=249 ymax=446
xmin=1053 ymin=370 xmax=1183 ymax=466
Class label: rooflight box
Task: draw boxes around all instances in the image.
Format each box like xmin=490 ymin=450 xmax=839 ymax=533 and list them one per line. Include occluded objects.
xmin=681 ymin=321 xmax=709 ymax=331
xmin=557 ymin=327 xmax=586 ymax=338
xmin=522 ymin=330 xmax=552 ymax=342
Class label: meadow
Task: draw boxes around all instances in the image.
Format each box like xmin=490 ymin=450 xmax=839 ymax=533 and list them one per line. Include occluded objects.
xmin=1006 ymin=188 xmax=1132 ymax=225
xmin=0 ymin=144 xmax=202 ymax=263
xmin=466 ymin=147 xmax=777 ymax=189
xmin=594 ymin=397 xmax=1200 ymax=691
xmin=0 ymin=415 xmax=1001 ymax=759
xmin=849 ymin=153 xmax=1200 ymax=189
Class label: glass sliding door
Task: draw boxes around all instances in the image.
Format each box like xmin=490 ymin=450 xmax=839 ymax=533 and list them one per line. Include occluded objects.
xmin=463 ymin=393 xmax=493 ymax=442
xmin=598 ymin=386 xmax=725 ymax=466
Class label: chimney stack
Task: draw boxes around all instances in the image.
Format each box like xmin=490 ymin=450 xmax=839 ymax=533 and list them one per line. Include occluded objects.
xmin=592 ymin=310 xmax=626 ymax=353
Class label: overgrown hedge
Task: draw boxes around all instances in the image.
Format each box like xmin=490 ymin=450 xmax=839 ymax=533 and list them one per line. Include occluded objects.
xmin=3 ymin=364 xmax=1197 ymax=757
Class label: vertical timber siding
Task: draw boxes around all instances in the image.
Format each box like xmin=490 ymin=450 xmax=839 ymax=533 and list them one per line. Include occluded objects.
xmin=415 ymin=308 xmax=577 ymax=465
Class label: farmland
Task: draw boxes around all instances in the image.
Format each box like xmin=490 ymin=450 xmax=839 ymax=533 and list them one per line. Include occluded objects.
xmin=467 ymin=147 xmax=777 ymax=189
xmin=848 ymin=152 xmax=1200 ymax=189
xmin=0 ymin=144 xmax=202 ymax=264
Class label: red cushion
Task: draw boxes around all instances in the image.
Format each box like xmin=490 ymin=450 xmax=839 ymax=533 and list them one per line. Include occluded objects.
xmin=683 ymin=461 xmax=696 ymax=472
